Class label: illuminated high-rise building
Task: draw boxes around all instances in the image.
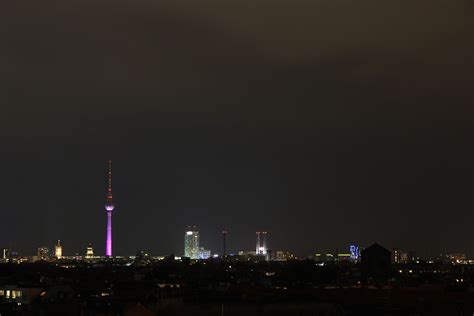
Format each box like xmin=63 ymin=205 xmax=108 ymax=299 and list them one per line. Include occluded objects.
xmin=86 ymin=243 xmax=94 ymax=259
xmin=184 ymin=227 xmax=199 ymax=259
xmin=55 ymin=240 xmax=63 ymax=259
xmin=256 ymin=231 xmax=267 ymax=255
xmin=105 ymin=160 xmax=115 ymax=257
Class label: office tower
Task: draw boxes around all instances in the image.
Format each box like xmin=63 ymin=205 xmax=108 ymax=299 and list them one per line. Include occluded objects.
xmin=256 ymin=231 xmax=267 ymax=255
xmin=184 ymin=227 xmax=199 ymax=259
xmin=105 ymin=160 xmax=115 ymax=257
xmin=86 ymin=243 xmax=94 ymax=259
xmin=222 ymin=230 xmax=227 ymax=257
xmin=55 ymin=240 xmax=62 ymax=259
xmin=37 ymin=247 xmax=50 ymax=260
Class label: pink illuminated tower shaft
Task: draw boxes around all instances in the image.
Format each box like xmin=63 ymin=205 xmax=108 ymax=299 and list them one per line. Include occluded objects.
xmin=106 ymin=212 xmax=112 ymax=256
xmin=105 ymin=160 xmax=115 ymax=257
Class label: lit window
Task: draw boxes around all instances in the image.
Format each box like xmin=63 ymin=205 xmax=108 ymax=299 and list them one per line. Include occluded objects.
xmin=6 ymin=290 xmax=10 ymax=298
xmin=0 ymin=289 xmax=4 ymax=296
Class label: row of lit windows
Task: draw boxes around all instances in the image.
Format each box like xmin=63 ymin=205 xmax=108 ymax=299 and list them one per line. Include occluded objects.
xmin=0 ymin=289 xmax=23 ymax=298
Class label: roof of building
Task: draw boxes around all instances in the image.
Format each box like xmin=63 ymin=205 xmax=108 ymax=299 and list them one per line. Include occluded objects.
xmin=361 ymin=243 xmax=391 ymax=256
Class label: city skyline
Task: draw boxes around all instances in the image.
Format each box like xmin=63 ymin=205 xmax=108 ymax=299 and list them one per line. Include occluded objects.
xmin=3 ymin=217 xmax=474 ymax=261
xmin=0 ymin=158 xmax=472 ymax=258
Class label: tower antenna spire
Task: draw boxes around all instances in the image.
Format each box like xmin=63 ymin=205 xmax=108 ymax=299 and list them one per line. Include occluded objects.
xmin=107 ymin=159 xmax=113 ymax=199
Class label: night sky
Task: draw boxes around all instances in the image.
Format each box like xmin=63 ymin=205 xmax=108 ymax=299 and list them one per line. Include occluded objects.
xmin=1 ymin=0 xmax=472 ymax=258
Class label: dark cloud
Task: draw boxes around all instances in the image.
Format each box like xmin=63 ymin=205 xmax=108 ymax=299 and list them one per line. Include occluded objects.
xmin=0 ymin=0 xmax=472 ymax=257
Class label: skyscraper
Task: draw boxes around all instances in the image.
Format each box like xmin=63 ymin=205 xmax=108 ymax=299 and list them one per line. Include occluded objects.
xmin=55 ymin=240 xmax=62 ymax=259
xmin=184 ymin=227 xmax=199 ymax=259
xmin=105 ymin=160 xmax=115 ymax=257
xmin=256 ymin=231 xmax=267 ymax=255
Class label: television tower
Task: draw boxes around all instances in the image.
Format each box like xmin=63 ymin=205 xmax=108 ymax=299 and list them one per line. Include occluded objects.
xmin=105 ymin=160 xmax=115 ymax=257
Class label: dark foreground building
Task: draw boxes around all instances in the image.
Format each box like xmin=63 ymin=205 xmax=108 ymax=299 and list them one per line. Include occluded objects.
xmin=361 ymin=243 xmax=392 ymax=284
